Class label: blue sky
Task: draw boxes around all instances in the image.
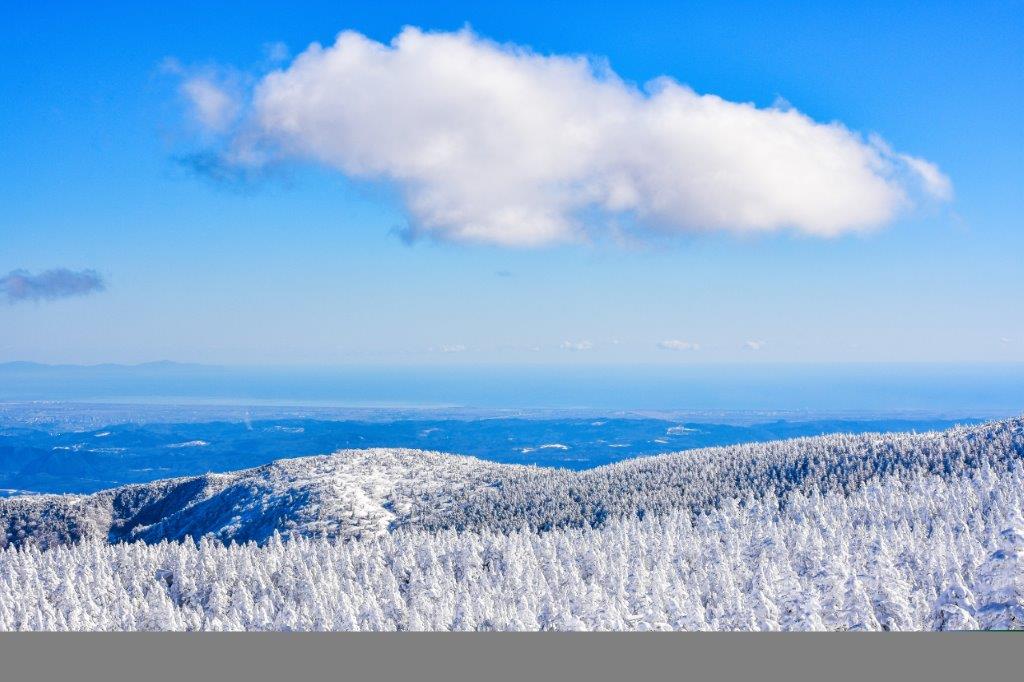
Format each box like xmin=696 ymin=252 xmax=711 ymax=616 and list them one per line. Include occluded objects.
xmin=1 ymin=1 xmax=1021 ymax=365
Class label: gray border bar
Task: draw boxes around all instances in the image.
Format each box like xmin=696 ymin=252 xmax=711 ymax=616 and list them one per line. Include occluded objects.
xmin=0 ymin=633 xmax=1020 ymax=682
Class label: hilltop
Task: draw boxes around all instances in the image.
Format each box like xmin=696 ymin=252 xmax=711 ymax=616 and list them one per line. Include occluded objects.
xmin=3 ymin=417 xmax=1021 ymax=548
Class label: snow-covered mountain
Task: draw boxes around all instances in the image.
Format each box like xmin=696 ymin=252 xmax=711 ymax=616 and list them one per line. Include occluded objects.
xmin=3 ymin=417 xmax=1022 ymax=549
xmin=2 ymin=418 xmax=1023 ymax=631
xmin=0 ymin=449 xmax=516 ymax=548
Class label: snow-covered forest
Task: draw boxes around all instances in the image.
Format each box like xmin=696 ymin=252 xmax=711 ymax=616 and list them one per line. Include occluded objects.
xmin=1 ymin=419 xmax=1022 ymax=630
xmin=4 ymin=418 xmax=1022 ymax=548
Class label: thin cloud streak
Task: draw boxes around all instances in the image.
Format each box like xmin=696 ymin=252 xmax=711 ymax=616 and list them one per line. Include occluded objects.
xmin=1 ymin=268 xmax=106 ymax=303
xmin=658 ymin=340 xmax=700 ymax=351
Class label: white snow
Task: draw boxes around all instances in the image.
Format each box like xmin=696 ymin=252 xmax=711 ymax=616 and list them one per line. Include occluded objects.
xmin=1 ymin=417 xmax=1022 ymax=631
xmin=2 ymin=460 xmax=1022 ymax=631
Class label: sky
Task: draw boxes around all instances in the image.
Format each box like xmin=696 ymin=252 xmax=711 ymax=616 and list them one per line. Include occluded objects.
xmin=1 ymin=1 xmax=1022 ymax=366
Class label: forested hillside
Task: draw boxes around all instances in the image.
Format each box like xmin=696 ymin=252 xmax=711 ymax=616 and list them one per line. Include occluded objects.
xmin=2 ymin=418 xmax=1021 ymax=548
xmin=1 ymin=419 xmax=1022 ymax=630
xmin=1 ymin=462 xmax=1021 ymax=630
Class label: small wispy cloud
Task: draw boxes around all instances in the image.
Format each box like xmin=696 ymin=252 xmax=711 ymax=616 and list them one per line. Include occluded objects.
xmin=744 ymin=340 xmax=766 ymax=351
xmin=163 ymin=57 xmax=244 ymax=135
xmin=561 ymin=340 xmax=594 ymax=351
xmin=999 ymin=337 xmax=1011 ymax=344
xmin=658 ymin=340 xmax=700 ymax=351
xmin=262 ymin=41 xmax=290 ymax=64
xmin=176 ymin=150 xmax=266 ymax=184
xmin=439 ymin=344 xmax=467 ymax=353
xmin=496 ymin=270 xmax=514 ymax=278
xmin=182 ymin=77 xmax=238 ymax=132
xmin=1 ymin=268 xmax=106 ymax=303
xmin=896 ymin=152 xmax=954 ymax=202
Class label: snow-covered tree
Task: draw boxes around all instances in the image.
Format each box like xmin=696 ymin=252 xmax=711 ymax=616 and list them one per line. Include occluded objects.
xmin=974 ymin=520 xmax=1024 ymax=630
xmin=0 ymin=418 xmax=1022 ymax=631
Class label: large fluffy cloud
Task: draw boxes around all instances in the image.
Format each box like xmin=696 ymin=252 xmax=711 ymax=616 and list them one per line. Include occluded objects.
xmin=186 ymin=27 xmax=951 ymax=246
xmin=1 ymin=268 xmax=106 ymax=303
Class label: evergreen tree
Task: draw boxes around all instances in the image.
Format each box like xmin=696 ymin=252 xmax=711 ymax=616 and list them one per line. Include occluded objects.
xmin=974 ymin=521 xmax=1024 ymax=630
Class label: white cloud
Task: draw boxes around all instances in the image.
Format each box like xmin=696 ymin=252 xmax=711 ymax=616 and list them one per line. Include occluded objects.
xmin=898 ymin=154 xmax=953 ymax=202
xmin=438 ymin=344 xmax=467 ymax=353
xmin=561 ymin=340 xmax=593 ymax=351
xmin=262 ymin=41 xmax=290 ymax=64
xmin=1000 ymin=337 xmax=1011 ymax=344
xmin=744 ymin=340 xmax=766 ymax=351
xmin=658 ymin=340 xmax=700 ymax=351
xmin=1 ymin=268 xmax=106 ymax=303
xmin=191 ymin=26 xmax=951 ymax=247
xmin=181 ymin=75 xmax=240 ymax=132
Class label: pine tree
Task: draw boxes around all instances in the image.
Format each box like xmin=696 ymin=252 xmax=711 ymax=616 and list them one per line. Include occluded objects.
xmin=839 ymin=573 xmax=880 ymax=631
xmin=974 ymin=520 xmax=1024 ymax=630
xmin=932 ymin=571 xmax=979 ymax=631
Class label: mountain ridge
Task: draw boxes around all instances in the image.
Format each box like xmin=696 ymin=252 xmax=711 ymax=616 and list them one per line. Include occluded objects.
xmin=2 ymin=417 xmax=1022 ymax=549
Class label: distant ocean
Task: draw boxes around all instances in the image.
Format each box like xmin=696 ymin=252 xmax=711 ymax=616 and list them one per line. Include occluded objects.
xmin=1 ymin=362 xmax=1022 ymax=493
xmin=1 ymin=362 xmax=1022 ymax=416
